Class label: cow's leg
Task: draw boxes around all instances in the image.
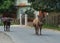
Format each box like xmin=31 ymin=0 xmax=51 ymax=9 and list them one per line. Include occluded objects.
xmin=33 ymin=24 xmax=39 ymax=35
xmin=35 ymin=25 xmax=39 ymax=35
xmin=40 ymin=26 xmax=42 ymax=35
xmin=8 ymin=22 xmax=10 ymax=31
xmin=7 ymin=25 xmax=10 ymax=32
xmin=3 ymin=22 xmax=6 ymax=31
xmin=6 ymin=24 xmax=8 ymax=31
xmin=4 ymin=23 xmax=6 ymax=31
xmin=4 ymin=22 xmax=6 ymax=31
xmin=5 ymin=22 xmax=9 ymax=31
xmin=4 ymin=21 xmax=10 ymax=32
xmin=6 ymin=25 xmax=10 ymax=32
xmin=39 ymin=25 xmax=42 ymax=35
xmin=33 ymin=24 xmax=38 ymax=35
xmin=4 ymin=23 xmax=5 ymax=31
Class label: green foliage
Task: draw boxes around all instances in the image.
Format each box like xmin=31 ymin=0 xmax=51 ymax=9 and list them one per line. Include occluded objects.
xmin=0 ymin=0 xmax=15 ymax=13
xmin=28 ymin=0 xmax=35 ymax=3
xmin=30 ymin=0 xmax=60 ymax=12
xmin=43 ymin=24 xmax=60 ymax=31
xmin=25 ymin=9 xmax=35 ymax=18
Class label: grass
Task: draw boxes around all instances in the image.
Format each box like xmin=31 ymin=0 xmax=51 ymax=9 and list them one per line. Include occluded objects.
xmin=27 ymin=22 xmax=60 ymax=31
xmin=0 ymin=22 xmax=3 ymax=26
xmin=43 ymin=24 xmax=60 ymax=31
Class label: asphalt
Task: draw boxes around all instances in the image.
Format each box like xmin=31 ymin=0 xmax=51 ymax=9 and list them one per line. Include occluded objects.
xmin=0 ymin=25 xmax=60 ymax=43
xmin=0 ymin=31 xmax=14 ymax=43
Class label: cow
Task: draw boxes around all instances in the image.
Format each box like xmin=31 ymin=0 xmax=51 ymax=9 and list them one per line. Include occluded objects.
xmin=33 ymin=11 xmax=46 ymax=35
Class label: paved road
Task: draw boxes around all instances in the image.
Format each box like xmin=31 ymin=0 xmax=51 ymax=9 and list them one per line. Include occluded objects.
xmin=0 ymin=25 xmax=60 ymax=43
xmin=0 ymin=31 xmax=14 ymax=43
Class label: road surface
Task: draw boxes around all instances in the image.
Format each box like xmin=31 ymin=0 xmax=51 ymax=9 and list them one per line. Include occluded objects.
xmin=0 ymin=31 xmax=14 ymax=43
xmin=0 ymin=25 xmax=60 ymax=43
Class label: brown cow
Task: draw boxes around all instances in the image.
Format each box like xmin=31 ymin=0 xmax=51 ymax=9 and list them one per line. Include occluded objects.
xmin=33 ymin=11 xmax=46 ymax=35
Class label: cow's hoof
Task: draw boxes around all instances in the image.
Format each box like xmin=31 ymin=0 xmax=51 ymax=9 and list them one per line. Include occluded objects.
xmin=4 ymin=30 xmax=6 ymax=31
xmin=7 ymin=31 xmax=10 ymax=32
xmin=4 ymin=29 xmax=5 ymax=31
xmin=40 ymin=34 xmax=42 ymax=35
xmin=35 ymin=33 xmax=39 ymax=35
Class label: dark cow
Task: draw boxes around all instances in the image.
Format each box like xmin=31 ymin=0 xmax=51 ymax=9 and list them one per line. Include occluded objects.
xmin=6 ymin=17 xmax=11 ymax=31
xmin=2 ymin=17 xmax=12 ymax=32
